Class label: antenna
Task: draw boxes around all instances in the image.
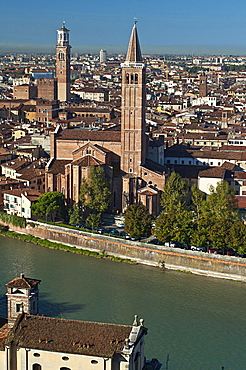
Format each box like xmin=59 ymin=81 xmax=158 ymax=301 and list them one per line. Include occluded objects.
xmin=134 ymin=17 xmax=137 ymax=25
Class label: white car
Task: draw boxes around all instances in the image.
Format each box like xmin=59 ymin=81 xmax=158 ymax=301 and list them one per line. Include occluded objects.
xmin=164 ymin=241 xmax=177 ymax=248
xmin=190 ymin=245 xmax=205 ymax=252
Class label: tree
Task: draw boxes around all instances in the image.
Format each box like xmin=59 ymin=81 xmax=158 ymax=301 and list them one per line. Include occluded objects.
xmin=190 ymin=186 xmax=209 ymax=248
xmin=69 ymin=203 xmax=82 ymax=226
xmin=31 ymin=192 xmax=66 ymax=221
xmin=203 ymin=181 xmax=239 ymax=250
xmin=86 ymin=213 xmax=101 ymax=229
xmin=79 ymin=166 xmax=111 ymax=214
xmin=155 ymin=172 xmax=192 ymax=244
xmin=124 ymin=204 xmax=153 ymax=240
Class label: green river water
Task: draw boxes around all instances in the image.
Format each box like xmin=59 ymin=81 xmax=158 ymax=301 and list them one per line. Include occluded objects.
xmin=0 ymin=235 xmax=246 ymax=370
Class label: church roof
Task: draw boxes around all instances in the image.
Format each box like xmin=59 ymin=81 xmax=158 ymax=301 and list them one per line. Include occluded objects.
xmin=125 ymin=22 xmax=142 ymax=63
xmin=57 ymin=129 xmax=121 ymax=142
xmin=5 ymin=274 xmax=41 ymax=289
xmin=7 ymin=314 xmax=134 ymax=358
xmin=72 ymin=155 xmax=104 ymax=166
xmin=47 ymin=159 xmax=71 ymax=174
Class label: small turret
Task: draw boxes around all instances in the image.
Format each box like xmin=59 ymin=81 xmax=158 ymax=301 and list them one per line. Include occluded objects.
xmin=57 ymin=21 xmax=70 ymax=47
xmin=5 ymin=274 xmax=41 ymax=327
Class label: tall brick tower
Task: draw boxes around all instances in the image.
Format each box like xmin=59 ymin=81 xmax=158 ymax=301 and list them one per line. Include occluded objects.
xmin=121 ymin=21 xmax=147 ymax=175
xmin=56 ymin=22 xmax=71 ymax=102
xmin=199 ymin=75 xmax=207 ymax=97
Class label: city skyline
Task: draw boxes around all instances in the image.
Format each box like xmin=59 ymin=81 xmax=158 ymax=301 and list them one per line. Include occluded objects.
xmin=2 ymin=0 xmax=246 ymax=55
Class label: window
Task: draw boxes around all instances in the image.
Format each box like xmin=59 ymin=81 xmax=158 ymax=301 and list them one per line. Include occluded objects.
xmin=62 ymin=357 xmax=69 ymax=361
xmin=181 ymin=160 xmax=184 ymax=164
xmin=189 ymin=161 xmax=191 ymax=165
xmin=16 ymin=303 xmax=22 ymax=312
xmin=33 ymin=353 xmax=40 ymax=358
xmin=33 ymin=365 xmax=41 ymax=370
xmin=91 ymin=360 xmax=98 ymax=364
xmin=60 ymin=368 xmax=71 ymax=370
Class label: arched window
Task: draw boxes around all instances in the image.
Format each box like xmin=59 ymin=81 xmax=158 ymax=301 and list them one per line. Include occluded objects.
xmin=60 ymin=368 xmax=71 ymax=370
xmin=33 ymin=364 xmax=41 ymax=370
xmin=135 ymin=74 xmax=138 ymax=84
xmin=131 ymin=74 xmax=134 ymax=84
xmin=126 ymin=73 xmax=129 ymax=84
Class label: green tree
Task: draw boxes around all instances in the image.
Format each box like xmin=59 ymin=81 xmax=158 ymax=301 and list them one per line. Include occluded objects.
xmin=190 ymin=186 xmax=208 ymax=248
xmin=155 ymin=172 xmax=192 ymax=244
xmin=86 ymin=213 xmax=101 ymax=230
xmin=204 ymin=181 xmax=239 ymax=250
xmin=79 ymin=166 xmax=111 ymax=214
xmin=69 ymin=202 xmax=82 ymax=226
xmin=31 ymin=192 xmax=66 ymax=221
xmin=124 ymin=204 xmax=153 ymax=240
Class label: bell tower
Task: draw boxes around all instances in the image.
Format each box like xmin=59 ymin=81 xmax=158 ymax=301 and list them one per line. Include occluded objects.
xmin=121 ymin=21 xmax=147 ymax=175
xmin=5 ymin=274 xmax=41 ymax=327
xmin=56 ymin=22 xmax=71 ymax=102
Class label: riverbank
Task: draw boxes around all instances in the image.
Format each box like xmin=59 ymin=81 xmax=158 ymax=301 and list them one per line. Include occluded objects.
xmin=1 ymin=219 xmax=246 ymax=282
xmin=0 ymin=229 xmax=135 ymax=264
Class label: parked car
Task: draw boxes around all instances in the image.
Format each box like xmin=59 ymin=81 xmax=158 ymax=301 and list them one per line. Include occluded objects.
xmin=190 ymin=245 xmax=205 ymax=252
xmin=208 ymin=248 xmax=223 ymax=254
xmin=224 ymin=248 xmax=236 ymax=256
xmin=164 ymin=241 xmax=177 ymax=248
xmin=119 ymin=230 xmax=128 ymax=238
xmin=174 ymin=241 xmax=189 ymax=249
xmin=109 ymin=229 xmax=120 ymax=236
xmin=97 ymin=227 xmax=109 ymax=234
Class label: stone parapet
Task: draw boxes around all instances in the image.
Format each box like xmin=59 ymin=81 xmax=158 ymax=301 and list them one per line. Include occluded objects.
xmin=3 ymin=220 xmax=246 ymax=282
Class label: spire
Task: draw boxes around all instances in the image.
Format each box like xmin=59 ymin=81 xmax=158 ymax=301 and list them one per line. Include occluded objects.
xmin=125 ymin=21 xmax=142 ymax=63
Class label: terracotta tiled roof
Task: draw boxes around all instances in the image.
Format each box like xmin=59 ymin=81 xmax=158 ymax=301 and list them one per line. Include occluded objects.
xmin=8 ymin=314 xmax=133 ymax=358
xmin=72 ymin=155 xmax=104 ymax=166
xmin=198 ymin=167 xmax=225 ymax=178
xmin=47 ymin=159 xmax=71 ymax=174
xmin=5 ymin=275 xmax=41 ymax=289
xmin=0 ymin=318 xmax=9 ymax=350
xmin=57 ymin=129 xmax=121 ymax=142
xmin=169 ymin=165 xmax=211 ymax=179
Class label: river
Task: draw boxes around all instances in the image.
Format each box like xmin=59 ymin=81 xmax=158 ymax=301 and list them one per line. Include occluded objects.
xmin=0 ymin=235 xmax=246 ymax=369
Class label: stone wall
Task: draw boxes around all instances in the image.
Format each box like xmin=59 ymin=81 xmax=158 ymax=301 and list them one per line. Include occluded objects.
xmin=5 ymin=221 xmax=246 ymax=282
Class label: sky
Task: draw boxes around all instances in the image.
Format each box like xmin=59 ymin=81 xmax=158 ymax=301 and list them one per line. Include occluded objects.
xmin=1 ymin=0 xmax=246 ymax=55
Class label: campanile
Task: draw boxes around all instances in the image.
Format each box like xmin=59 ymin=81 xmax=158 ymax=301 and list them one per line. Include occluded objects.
xmin=56 ymin=22 xmax=71 ymax=102
xmin=121 ymin=22 xmax=147 ymax=175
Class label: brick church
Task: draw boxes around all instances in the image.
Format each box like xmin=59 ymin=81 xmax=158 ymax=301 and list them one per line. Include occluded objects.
xmin=45 ymin=22 xmax=166 ymax=216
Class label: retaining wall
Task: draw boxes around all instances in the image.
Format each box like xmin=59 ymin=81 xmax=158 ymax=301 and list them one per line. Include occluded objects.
xmin=4 ymin=221 xmax=246 ymax=282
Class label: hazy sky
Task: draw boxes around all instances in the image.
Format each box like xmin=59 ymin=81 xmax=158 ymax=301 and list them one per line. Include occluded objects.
xmin=1 ymin=0 xmax=246 ymax=54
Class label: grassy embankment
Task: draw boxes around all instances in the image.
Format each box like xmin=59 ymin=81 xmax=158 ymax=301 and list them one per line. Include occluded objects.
xmin=0 ymin=223 xmax=134 ymax=264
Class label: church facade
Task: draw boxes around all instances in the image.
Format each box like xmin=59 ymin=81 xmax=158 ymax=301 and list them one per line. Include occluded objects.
xmin=46 ymin=23 xmax=166 ymax=216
